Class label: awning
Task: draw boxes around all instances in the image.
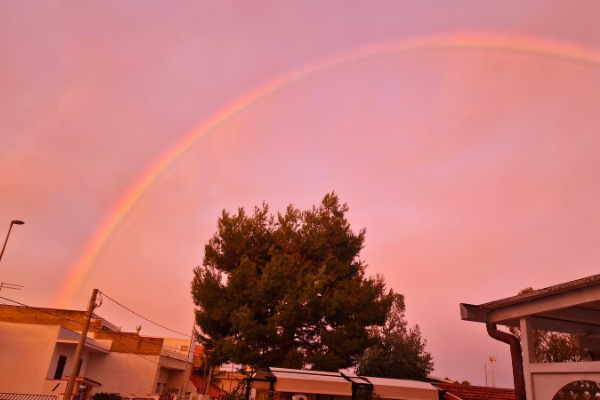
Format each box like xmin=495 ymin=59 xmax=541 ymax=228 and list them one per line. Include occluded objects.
xmin=270 ymin=368 xmax=352 ymax=396
xmin=249 ymin=368 xmax=439 ymax=400
xmin=366 ymin=377 xmax=438 ymax=400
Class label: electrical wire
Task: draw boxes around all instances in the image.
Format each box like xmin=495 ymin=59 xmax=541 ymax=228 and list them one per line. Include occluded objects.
xmin=95 ymin=329 xmax=161 ymax=365
xmin=0 ymin=298 xmax=80 ymax=366
xmin=99 ymin=290 xmax=192 ymax=337
xmin=0 ymin=296 xmax=162 ymax=365
xmin=0 ymin=296 xmax=166 ymax=344
xmin=0 ymin=296 xmax=85 ymax=325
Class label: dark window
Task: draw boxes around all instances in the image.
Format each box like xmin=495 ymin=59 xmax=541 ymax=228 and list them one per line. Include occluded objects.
xmin=54 ymin=355 xmax=67 ymax=379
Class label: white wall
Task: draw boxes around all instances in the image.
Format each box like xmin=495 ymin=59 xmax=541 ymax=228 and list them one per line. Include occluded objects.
xmin=86 ymin=352 xmax=160 ymax=397
xmin=0 ymin=322 xmax=59 ymax=393
xmin=155 ymin=367 xmax=170 ymax=394
xmin=0 ymin=322 xmax=192 ymax=397
xmin=45 ymin=343 xmax=91 ymax=380
xmin=163 ymin=338 xmax=194 ymax=362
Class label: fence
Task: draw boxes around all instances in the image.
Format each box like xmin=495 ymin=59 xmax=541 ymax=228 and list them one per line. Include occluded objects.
xmin=0 ymin=394 xmax=57 ymax=400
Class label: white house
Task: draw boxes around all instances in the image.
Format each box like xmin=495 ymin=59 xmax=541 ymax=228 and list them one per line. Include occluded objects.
xmin=0 ymin=304 xmax=197 ymax=399
xmin=461 ymin=273 xmax=600 ymax=400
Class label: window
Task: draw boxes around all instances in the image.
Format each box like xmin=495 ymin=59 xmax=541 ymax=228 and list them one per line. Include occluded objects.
xmin=54 ymin=355 xmax=67 ymax=379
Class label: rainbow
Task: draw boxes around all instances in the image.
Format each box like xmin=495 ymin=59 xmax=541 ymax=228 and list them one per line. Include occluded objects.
xmin=54 ymin=33 xmax=600 ymax=307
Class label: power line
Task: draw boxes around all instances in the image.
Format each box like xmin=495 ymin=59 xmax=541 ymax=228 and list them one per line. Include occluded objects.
xmin=99 ymin=291 xmax=193 ymax=338
xmin=0 ymin=296 xmax=161 ymax=365
xmin=96 ymin=329 xmax=161 ymax=365
xmin=0 ymin=296 xmax=85 ymax=326
xmin=0 ymin=298 xmax=80 ymax=365
xmin=0 ymin=297 xmax=168 ymax=344
xmin=0 ymin=298 xmax=76 ymax=335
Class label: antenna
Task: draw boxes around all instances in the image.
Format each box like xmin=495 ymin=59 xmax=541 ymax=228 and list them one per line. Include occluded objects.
xmin=0 ymin=282 xmax=23 ymax=292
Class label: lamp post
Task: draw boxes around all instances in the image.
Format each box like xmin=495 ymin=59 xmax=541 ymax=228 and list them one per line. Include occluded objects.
xmin=489 ymin=356 xmax=497 ymax=388
xmin=0 ymin=220 xmax=24 ymax=263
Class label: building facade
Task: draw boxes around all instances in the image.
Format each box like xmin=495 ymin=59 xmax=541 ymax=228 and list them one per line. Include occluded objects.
xmin=461 ymin=273 xmax=600 ymax=400
xmin=0 ymin=305 xmax=196 ymax=398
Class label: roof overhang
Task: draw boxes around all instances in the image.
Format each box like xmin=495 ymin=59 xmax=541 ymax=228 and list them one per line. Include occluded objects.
xmin=267 ymin=368 xmax=352 ymax=396
xmin=57 ymin=327 xmax=111 ymax=353
xmin=366 ymin=377 xmax=438 ymax=400
xmin=461 ymin=273 xmax=600 ymax=338
xmin=249 ymin=368 xmax=438 ymax=400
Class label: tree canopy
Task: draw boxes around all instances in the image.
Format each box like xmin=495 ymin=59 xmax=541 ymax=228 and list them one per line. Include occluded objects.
xmin=192 ymin=193 xmax=394 ymax=371
xmin=355 ymin=293 xmax=434 ymax=380
xmin=508 ymin=287 xmax=587 ymax=363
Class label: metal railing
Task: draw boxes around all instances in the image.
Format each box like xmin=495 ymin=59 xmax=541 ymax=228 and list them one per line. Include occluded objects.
xmin=0 ymin=394 xmax=57 ymax=400
xmin=160 ymin=346 xmax=189 ymax=361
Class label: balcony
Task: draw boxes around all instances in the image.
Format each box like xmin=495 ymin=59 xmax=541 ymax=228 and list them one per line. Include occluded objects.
xmin=160 ymin=346 xmax=189 ymax=361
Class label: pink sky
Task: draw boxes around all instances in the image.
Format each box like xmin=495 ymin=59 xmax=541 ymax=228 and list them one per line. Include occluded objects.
xmin=2 ymin=0 xmax=600 ymax=387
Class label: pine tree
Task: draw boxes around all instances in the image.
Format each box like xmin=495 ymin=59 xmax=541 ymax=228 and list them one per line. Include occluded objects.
xmin=192 ymin=193 xmax=394 ymax=371
xmin=355 ymin=294 xmax=434 ymax=380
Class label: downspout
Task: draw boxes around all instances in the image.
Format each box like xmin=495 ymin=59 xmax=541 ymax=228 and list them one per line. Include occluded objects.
xmin=486 ymin=322 xmax=526 ymax=400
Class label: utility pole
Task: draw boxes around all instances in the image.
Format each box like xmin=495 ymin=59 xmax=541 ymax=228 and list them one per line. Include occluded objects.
xmin=179 ymin=320 xmax=196 ymax=397
xmin=64 ymin=289 xmax=99 ymax=400
xmin=489 ymin=356 xmax=497 ymax=388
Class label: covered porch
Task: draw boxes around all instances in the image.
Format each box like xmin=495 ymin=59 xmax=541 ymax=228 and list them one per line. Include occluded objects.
xmin=43 ymin=327 xmax=110 ymax=399
xmin=461 ymin=273 xmax=600 ymax=400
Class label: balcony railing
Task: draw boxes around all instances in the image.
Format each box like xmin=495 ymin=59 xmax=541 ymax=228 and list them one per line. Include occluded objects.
xmin=161 ymin=346 xmax=189 ymax=361
xmin=0 ymin=394 xmax=57 ymax=400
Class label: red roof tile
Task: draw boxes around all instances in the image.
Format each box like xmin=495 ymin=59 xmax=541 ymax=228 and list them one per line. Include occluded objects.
xmin=190 ymin=373 xmax=228 ymax=398
xmin=434 ymin=383 xmax=516 ymax=400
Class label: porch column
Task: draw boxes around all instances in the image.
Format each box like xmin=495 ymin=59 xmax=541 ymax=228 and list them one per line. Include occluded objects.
xmin=520 ymin=316 xmax=535 ymax=400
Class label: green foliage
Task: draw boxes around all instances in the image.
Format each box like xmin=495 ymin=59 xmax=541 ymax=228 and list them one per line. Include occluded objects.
xmin=256 ymin=391 xmax=280 ymax=400
xmin=192 ymin=193 xmax=394 ymax=371
xmin=444 ymin=378 xmax=471 ymax=386
xmin=354 ymin=387 xmax=374 ymax=400
xmin=222 ymin=379 xmax=247 ymax=400
xmin=91 ymin=394 xmax=121 ymax=400
xmin=508 ymin=287 xmax=588 ymax=363
xmin=355 ymin=294 xmax=434 ymax=380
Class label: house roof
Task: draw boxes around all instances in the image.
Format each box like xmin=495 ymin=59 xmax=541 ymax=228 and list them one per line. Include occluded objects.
xmin=190 ymin=373 xmax=228 ymax=398
xmin=434 ymin=383 xmax=515 ymax=400
xmin=460 ymin=273 xmax=600 ymax=336
xmin=478 ymin=273 xmax=600 ymax=310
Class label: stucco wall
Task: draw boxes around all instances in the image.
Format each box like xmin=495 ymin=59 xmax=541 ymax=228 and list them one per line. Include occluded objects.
xmin=531 ymin=370 xmax=600 ymax=399
xmin=0 ymin=322 xmax=59 ymax=393
xmin=86 ymin=352 xmax=160 ymax=397
xmin=0 ymin=305 xmax=104 ymax=333
xmin=166 ymin=370 xmax=186 ymax=393
xmin=94 ymin=331 xmax=163 ymax=354
xmin=45 ymin=343 xmax=91 ymax=380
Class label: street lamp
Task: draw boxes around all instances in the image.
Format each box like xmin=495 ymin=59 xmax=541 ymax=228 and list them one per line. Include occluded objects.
xmin=489 ymin=356 xmax=497 ymax=388
xmin=0 ymin=220 xmax=25 ymax=262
